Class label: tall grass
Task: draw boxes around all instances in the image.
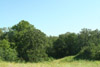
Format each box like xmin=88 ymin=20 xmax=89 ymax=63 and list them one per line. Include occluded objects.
xmin=0 ymin=56 xmax=100 ymax=67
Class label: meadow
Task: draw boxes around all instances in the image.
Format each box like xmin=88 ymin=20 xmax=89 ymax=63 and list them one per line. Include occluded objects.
xmin=0 ymin=56 xmax=100 ymax=67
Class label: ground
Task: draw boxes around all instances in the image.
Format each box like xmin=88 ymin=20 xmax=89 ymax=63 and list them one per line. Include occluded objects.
xmin=0 ymin=56 xmax=100 ymax=67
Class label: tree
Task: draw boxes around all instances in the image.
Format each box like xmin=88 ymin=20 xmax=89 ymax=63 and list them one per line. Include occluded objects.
xmin=46 ymin=36 xmax=58 ymax=57
xmin=0 ymin=28 xmax=2 ymax=37
xmin=53 ymin=32 xmax=78 ymax=58
xmin=9 ymin=20 xmax=48 ymax=62
xmin=75 ymin=29 xmax=100 ymax=60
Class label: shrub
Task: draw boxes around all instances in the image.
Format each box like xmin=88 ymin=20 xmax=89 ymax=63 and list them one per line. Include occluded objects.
xmin=0 ymin=39 xmax=18 ymax=61
xmin=75 ymin=44 xmax=100 ymax=60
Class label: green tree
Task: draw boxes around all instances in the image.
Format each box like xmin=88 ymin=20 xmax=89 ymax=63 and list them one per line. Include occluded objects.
xmin=54 ymin=32 xmax=78 ymax=58
xmin=46 ymin=36 xmax=58 ymax=57
xmin=75 ymin=29 xmax=100 ymax=60
xmin=9 ymin=20 xmax=48 ymax=62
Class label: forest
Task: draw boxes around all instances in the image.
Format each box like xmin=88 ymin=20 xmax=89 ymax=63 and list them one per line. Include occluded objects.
xmin=0 ymin=20 xmax=100 ymax=62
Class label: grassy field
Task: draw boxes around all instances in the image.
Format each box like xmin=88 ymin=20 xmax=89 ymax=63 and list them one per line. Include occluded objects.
xmin=0 ymin=56 xmax=100 ymax=67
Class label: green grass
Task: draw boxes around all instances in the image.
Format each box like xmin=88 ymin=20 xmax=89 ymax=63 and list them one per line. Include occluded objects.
xmin=0 ymin=56 xmax=100 ymax=67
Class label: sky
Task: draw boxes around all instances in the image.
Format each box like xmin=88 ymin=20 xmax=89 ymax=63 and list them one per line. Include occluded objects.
xmin=0 ymin=0 xmax=100 ymax=36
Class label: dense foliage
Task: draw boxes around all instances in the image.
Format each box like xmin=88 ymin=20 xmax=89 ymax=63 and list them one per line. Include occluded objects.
xmin=0 ymin=39 xmax=18 ymax=61
xmin=0 ymin=20 xmax=100 ymax=62
xmin=53 ymin=33 xmax=78 ymax=58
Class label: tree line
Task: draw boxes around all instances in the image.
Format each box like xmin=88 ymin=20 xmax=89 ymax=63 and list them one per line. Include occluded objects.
xmin=0 ymin=20 xmax=100 ymax=62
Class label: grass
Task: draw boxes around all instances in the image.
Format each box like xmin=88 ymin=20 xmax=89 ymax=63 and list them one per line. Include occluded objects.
xmin=0 ymin=56 xmax=100 ymax=67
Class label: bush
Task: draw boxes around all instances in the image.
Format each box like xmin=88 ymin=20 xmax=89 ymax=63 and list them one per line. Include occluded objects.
xmin=0 ymin=39 xmax=18 ymax=61
xmin=0 ymin=48 xmax=18 ymax=61
xmin=75 ymin=44 xmax=100 ymax=60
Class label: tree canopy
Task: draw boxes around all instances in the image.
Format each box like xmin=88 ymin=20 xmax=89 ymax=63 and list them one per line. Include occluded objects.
xmin=0 ymin=20 xmax=100 ymax=62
